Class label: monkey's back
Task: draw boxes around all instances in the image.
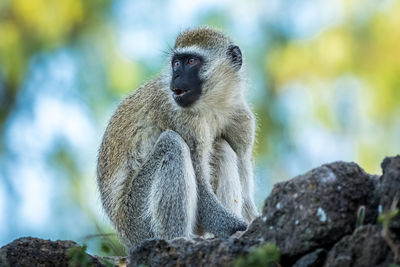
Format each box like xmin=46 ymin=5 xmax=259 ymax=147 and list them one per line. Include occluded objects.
xmin=97 ymin=76 xmax=172 ymax=218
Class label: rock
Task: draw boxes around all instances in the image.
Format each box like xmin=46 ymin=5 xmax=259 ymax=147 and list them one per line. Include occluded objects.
xmin=324 ymin=224 xmax=398 ymax=267
xmin=0 ymin=237 xmax=104 ymax=267
xmin=378 ymin=156 xmax=400 ymax=230
xmin=243 ymin=161 xmax=378 ymax=264
xmin=129 ymin=237 xmax=256 ymax=267
xmin=292 ymin=248 xmax=327 ymax=267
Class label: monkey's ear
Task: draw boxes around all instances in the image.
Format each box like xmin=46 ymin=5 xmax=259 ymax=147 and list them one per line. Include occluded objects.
xmin=227 ymin=45 xmax=242 ymax=71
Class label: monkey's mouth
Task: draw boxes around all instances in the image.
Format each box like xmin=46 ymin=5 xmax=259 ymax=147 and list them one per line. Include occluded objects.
xmin=172 ymin=88 xmax=188 ymax=96
xmin=171 ymin=86 xmax=200 ymax=107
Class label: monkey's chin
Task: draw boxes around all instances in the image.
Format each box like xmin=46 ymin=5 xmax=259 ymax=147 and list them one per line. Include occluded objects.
xmin=172 ymin=90 xmax=197 ymax=108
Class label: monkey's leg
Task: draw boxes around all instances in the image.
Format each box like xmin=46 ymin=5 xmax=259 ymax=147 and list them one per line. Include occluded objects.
xmin=123 ymin=130 xmax=197 ymax=246
xmin=211 ymin=138 xmax=243 ymax=219
xmin=146 ymin=130 xmax=197 ymax=240
xmin=191 ymin=146 xmax=247 ymax=237
xmin=224 ymin=110 xmax=259 ymax=222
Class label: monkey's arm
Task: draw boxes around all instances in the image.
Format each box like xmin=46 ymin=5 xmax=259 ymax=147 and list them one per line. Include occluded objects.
xmin=224 ymin=110 xmax=259 ymax=222
xmin=191 ymin=146 xmax=248 ymax=237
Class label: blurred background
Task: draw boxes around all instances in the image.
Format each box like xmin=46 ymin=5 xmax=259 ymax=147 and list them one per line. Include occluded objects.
xmin=0 ymin=0 xmax=399 ymax=255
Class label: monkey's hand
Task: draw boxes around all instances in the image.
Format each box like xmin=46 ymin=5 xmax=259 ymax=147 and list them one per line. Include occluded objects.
xmin=210 ymin=209 xmax=248 ymax=238
xmin=224 ymin=217 xmax=248 ymax=237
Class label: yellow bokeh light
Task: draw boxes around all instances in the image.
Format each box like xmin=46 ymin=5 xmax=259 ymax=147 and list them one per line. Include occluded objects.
xmin=12 ymin=0 xmax=84 ymax=43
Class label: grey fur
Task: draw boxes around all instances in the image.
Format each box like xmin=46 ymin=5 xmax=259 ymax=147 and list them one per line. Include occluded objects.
xmin=97 ymin=27 xmax=258 ymax=248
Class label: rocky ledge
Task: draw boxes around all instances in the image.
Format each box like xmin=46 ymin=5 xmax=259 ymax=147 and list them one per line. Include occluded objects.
xmin=1 ymin=156 xmax=399 ymax=267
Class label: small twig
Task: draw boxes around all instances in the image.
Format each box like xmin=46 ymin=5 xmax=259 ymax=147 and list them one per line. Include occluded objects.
xmin=95 ymin=224 xmax=126 ymax=256
xmin=380 ymin=196 xmax=399 ymax=264
xmin=83 ymin=233 xmax=116 ymax=241
xmin=382 ymin=228 xmax=399 ymax=263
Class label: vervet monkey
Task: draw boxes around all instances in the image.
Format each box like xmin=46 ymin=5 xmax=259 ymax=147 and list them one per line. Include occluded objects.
xmin=97 ymin=27 xmax=258 ymax=248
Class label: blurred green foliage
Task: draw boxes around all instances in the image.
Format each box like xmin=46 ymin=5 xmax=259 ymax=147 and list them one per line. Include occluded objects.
xmin=265 ymin=1 xmax=400 ymax=172
xmin=0 ymin=0 xmax=113 ymax=130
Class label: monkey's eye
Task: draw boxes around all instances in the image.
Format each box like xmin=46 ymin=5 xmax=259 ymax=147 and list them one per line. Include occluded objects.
xmin=188 ymin=58 xmax=197 ymax=65
xmin=173 ymin=60 xmax=180 ymax=70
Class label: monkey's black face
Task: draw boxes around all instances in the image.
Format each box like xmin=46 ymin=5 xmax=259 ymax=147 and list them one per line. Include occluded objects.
xmin=170 ymin=53 xmax=203 ymax=107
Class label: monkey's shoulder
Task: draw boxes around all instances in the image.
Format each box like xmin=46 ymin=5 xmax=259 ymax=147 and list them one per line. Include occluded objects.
xmin=121 ymin=77 xmax=169 ymax=110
